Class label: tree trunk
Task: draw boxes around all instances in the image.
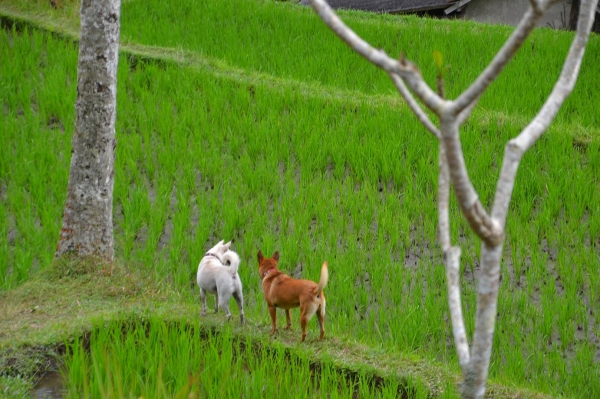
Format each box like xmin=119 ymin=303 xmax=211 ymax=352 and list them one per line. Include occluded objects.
xmin=307 ymin=0 xmax=596 ymax=397
xmin=55 ymin=0 xmax=121 ymax=262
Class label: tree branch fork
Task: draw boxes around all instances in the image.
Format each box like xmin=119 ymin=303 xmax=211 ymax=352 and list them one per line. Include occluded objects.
xmin=307 ymin=0 xmax=596 ymax=397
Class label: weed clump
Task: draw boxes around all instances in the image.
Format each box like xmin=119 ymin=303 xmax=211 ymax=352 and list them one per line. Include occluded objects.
xmin=45 ymin=255 xmax=108 ymax=280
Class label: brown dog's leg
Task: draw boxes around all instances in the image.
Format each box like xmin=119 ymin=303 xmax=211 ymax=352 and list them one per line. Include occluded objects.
xmin=284 ymin=309 xmax=292 ymax=330
xmin=316 ymin=307 xmax=326 ymax=340
xmin=300 ymin=310 xmax=308 ymax=342
xmin=268 ymin=305 xmax=278 ymax=335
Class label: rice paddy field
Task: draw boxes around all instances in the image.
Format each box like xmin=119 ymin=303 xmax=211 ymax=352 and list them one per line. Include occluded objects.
xmin=0 ymin=0 xmax=599 ymax=397
xmin=61 ymin=317 xmax=429 ymax=399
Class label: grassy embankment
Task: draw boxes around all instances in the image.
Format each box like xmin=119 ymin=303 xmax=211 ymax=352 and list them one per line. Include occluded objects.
xmin=0 ymin=0 xmax=599 ymax=397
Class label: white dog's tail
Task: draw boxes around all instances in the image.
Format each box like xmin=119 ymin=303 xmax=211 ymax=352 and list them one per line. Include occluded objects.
xmin=313 ymin=262 xmax=329 ymax=295
xmin=221 ymin=250 xmax=241 ymax=275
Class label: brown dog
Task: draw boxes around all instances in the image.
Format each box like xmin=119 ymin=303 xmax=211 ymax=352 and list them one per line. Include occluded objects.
xmin=257 ymin=250 xmax=328 ymax=342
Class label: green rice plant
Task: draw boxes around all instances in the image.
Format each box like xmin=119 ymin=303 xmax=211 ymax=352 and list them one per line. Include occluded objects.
xmin=113 ymin=0 xmax=600 ymax=128
xmin=62 ymin=318 xmax=413 ymax=398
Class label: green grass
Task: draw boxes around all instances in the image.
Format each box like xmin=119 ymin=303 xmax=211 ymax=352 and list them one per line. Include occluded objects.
xmin=0 ymin=376 xmax=32 ymax=399
xmin=0 ymin=0 xmax=599 ymax=398
xmin=117 ymin=0 xmax=600 ymax=127
xmin=0 ymin=262 xmax=461 ymax=398
xmin=62 ymin=317 xmax=428 ymax=399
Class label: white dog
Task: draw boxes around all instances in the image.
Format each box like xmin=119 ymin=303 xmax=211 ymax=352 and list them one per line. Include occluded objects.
xmin=196 ymin=240 xmax=244 ymax=324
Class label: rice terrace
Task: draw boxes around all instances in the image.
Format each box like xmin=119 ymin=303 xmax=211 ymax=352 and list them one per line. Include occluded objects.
xmin=0 ymin=0 xmax=599 ymax=397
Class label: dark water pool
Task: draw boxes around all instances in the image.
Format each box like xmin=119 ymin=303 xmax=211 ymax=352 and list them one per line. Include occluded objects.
xmin=32 ymin=371 xmax=64 ymax=399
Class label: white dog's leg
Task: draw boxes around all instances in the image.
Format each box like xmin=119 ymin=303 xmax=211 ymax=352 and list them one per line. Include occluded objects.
xmin=214 ymin=292 xmax=219 ymax=314
xmin=233 ymin=290 xmax=244 ymax=324
xmin=218 ymin=295 xmax=232 ymax=321
xmin=200 ymin=288 xmax=207 ymax=316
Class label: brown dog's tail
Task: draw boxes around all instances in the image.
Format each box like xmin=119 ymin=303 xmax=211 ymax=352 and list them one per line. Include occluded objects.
xmin=313 ymin=261 xmax=329 ymax=295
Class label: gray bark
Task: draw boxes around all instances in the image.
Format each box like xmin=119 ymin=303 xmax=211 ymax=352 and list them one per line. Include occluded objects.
xmin=307 ymin=0 xmax=596 ymax=397
xmin=55 ymin=0 xmax=121 ymax=262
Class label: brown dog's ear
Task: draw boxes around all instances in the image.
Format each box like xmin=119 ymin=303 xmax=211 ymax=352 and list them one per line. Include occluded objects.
xmin=257 ymin=250 xmax=264 ymax=263
xmin=273 ymin=251 xmax=279 ymax=261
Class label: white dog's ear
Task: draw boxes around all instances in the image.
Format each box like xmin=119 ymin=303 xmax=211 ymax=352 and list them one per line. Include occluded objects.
xmin=217 ymin=240 xmax=224 ymax=246
xmin=224 ymin=241 xmax=232 ymax=250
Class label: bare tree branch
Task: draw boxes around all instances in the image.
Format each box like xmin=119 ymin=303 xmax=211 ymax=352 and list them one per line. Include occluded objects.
xmin=456 ymin=92 xmax=481 ymax=127
xmin=450 ymin=3 xmax=547 ymax=115
xmin=436 ymin=75 xmax=445 ymax=100
xmin=437 ymin=81 xmax=451 ymax=252
xmin=388 ymin=72 xmax=440 ymax=138
xmin=308 ymin=0 xmax=445 ymax=113
xmin=307 ymin=0 xmax=596 ymax=397
xmin=515 ymin=5 xmax=595 ymax=152
xmin=462 ymin=4 xmax=596 ymax=397
xmin=437 ymin=78 xmax=471 ymax=374
xmin=440 ymin=115 xmax=504 ymax=246
xmin=491 ymin=142 xmax=524 ymax=229
xmin=443 ymin=74 xmax=485 ymax=129
xmin=492 ymin=0 xmax=596 ymax=226
xmin=462 ymin=243 xmax=503 ymax=399
xmin=438 ymin=147 xmax=451 ymax=252
xmin=446 ymin=246 xmax=471 ymax=371
xmin=439 ymin=143 xmax=470 ymax=371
